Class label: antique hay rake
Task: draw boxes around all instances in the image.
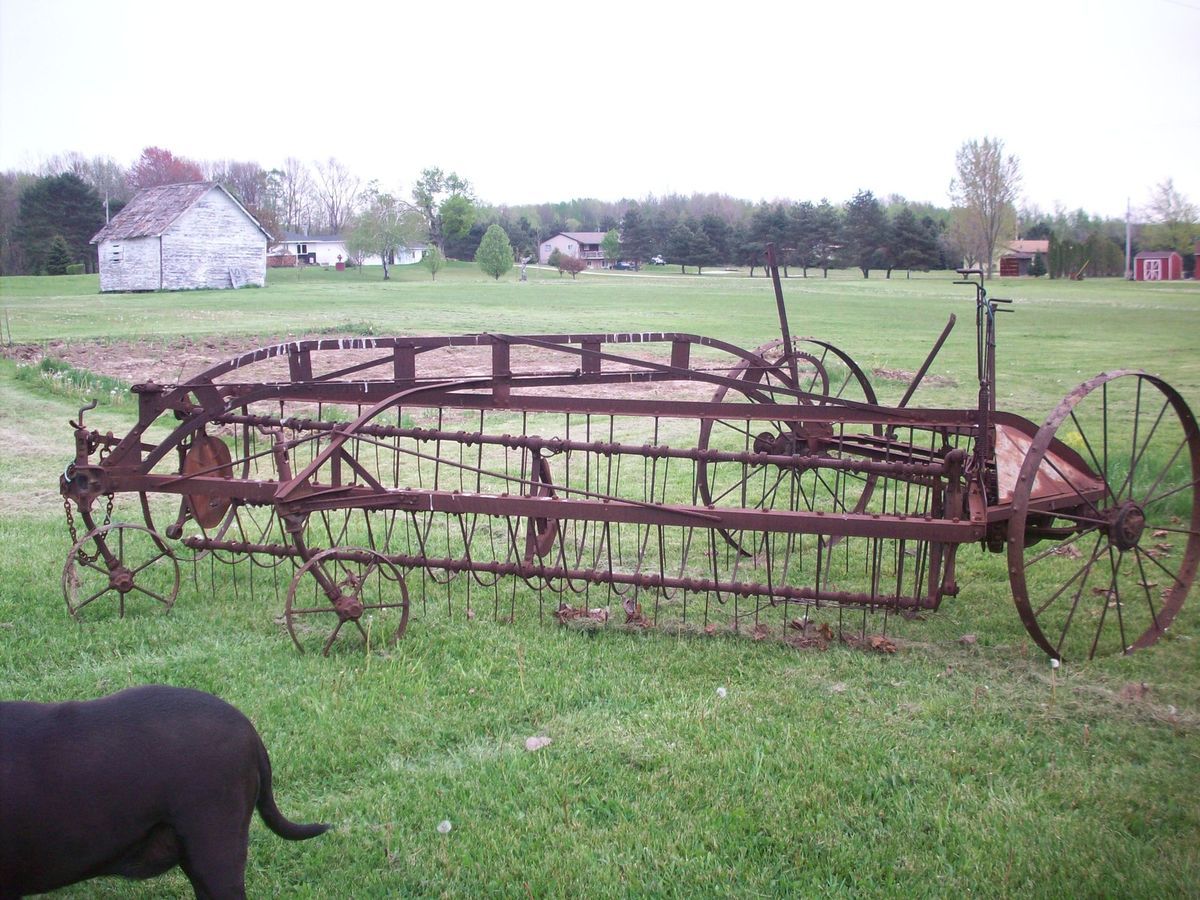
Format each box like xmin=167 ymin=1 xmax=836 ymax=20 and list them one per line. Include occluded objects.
xmin=59 ymin=251 xmax=1199 ymax=659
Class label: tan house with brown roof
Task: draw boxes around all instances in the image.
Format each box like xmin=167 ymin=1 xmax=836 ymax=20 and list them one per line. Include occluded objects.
xmin=538 ymin=231 xmax=609 ymax=268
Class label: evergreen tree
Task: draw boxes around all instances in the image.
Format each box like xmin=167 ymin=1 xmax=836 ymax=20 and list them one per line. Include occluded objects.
xmin=665 ymin=221 xmax=698 ymax=274
xmin=843 ymin=190 xmax=888 ymax=278
xmin=698 ymin=213 xmax=731 ymax=266
xmin=619 ymin=203 xmax=653 ymax=264
xmin=13 ymin=173 xmax=103 ymax=274
xmin=811 ymin=200 xmax=842 ymax=277
xmin=686 ymin=217 xmax=717 ymax=274
xmin=44 ymin=234 xmax=72 ymax=275
xmin=1029 ymin=251 xmax=1047 ymax=277
xmin=890 ymin=206 xmax=939 ymax=274
xmin=476 ymin=224 xmax=514 ymax=280
xmin=748 ymin=203 xmax=789 ymax=274
xmin=787 ymin=201 xmax=818 ymax=276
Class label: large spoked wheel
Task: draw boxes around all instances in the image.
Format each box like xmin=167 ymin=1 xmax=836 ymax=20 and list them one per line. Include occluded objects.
xmin=1008 ymin=371 xmax=1200 ymax=660
xmin=62 ymin=522 xmax=180 ymax=619
xmin=285 ymin=547 xmax=410 ymax=655
xmin=698 ymin=337 xmax=880 ymax=555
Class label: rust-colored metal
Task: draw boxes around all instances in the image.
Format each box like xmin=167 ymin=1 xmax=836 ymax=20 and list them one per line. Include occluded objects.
xmin=58 ymin=256 xmax=1200 ymax=660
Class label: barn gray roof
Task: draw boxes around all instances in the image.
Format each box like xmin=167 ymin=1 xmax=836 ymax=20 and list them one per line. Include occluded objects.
xmin=91 ymin=182 xmax=271 ymax=243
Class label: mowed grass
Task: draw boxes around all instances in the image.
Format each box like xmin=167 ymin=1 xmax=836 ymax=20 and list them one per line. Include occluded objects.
xmin=1 ymin=266 xmax=1199 ymax=897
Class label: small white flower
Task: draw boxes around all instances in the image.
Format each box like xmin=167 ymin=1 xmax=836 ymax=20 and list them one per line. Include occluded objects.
xmin=716 ymin=686 xmax=727 ymax=699
xmin=1050 ymin=658 xmax=1060 ymax=669
xmin=437 ymin=819 xmax=452 ymax=834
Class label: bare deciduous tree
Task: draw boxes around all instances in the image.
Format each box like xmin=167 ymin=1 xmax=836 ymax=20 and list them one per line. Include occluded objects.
xmin=313 ymin=157 xmax=361 ymax=234
xmin=949 ymin=137 xmax=1021 ymax=278
xmin=276 ymin=157 xmax=313 ymax=233
xmin=1141 ymin=178 xmax=1198 ymax=253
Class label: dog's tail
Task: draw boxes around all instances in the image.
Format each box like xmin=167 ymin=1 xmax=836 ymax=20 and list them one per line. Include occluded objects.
xmin=255 ymin=737 xmax=330 ymax=841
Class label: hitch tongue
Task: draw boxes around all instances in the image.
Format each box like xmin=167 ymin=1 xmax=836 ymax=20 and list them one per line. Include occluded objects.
xmin=71 ymin=399 xmax=98 ymax=429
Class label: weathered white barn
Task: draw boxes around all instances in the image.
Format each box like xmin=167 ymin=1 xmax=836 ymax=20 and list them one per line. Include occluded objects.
xmin=91 ymin=182 xmax=270 ymax=292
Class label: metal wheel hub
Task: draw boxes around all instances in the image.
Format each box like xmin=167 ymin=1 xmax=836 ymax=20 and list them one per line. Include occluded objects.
xmin=1109 ymin=502 xmax=1146 ymax=552
xmin=109 ymin=567 xmax=135 ymax=594
xmin=333 ymin=588 xmax=365 ymax=621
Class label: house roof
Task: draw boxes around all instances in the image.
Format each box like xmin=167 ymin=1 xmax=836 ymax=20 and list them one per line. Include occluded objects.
xmin=1134 ymin=250 xmax=1180 ymax=259
xmin=91 ymin=182 xmax=271 ymax=243
xmin=278 ymin=231 xmax=344 ymax=243
xmin=557 ymin=231 xmax=608 ymax=244
xmin=1005 ymin=239 xmax=1049 ymax=255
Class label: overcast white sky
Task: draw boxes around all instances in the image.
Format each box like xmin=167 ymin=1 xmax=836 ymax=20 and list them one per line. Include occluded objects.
xmin=1 ymin=0 xmax=1196 ymax=218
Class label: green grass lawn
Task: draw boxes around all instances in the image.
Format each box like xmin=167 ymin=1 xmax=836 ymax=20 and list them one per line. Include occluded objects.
xmin=2 ymin=266 xmax=1199 ymax=897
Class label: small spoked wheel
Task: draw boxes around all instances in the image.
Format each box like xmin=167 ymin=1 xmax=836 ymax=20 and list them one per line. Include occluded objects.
xmin=698 ymin=337 xmax=880 ymax=556
xmin=62 ymin=523 xmax=180 ymax=619
xmin=285 ymin=547 xmax=410 ymax=655
xmin=1008 ymin=371 xmax=1200 ymax=660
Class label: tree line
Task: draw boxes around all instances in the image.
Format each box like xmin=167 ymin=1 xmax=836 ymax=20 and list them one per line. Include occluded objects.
xmin=1 ymin=142 xmax=1193 ymax=279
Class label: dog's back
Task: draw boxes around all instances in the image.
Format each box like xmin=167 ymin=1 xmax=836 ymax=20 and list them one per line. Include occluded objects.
xmin=0 ymin=685 xmax=327 ymax=898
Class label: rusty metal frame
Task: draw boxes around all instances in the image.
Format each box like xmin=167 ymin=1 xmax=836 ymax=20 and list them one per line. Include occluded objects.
xmin=59 ymin=254 xmax=1200 ymax=660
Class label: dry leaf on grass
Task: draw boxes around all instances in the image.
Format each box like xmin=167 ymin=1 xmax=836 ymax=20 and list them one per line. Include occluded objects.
xmin=623 ymin=598 xmax=651 ymax=628
xmin=1117 ymin=682 xmax=1151 ymax=703
xmin=554 ymin=603 xmax=609 ymax=624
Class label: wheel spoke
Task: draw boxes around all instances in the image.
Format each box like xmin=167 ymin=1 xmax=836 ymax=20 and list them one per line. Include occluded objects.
xmin=1117 ymin=398 xmax=1171 ymax=503
xmin=1023 ymin=526 xmax=1094 ymax=569
xmin=1143 ymin=476 xmax=1200 ymax=510
xmin=710 ymin=466 xmax=761 ymax=506
xmin=1041 ymin=454 xmax=1106 ymax=519
xmin=1088 ymin=545 xmax=1128 ymax=659
xmin=1035 ymin=533 xmax=1105 ymax=616
xmin=74 ymin=585 xmax=115 ymax=611
xmin=1142 ymin=523 xmax=1200 ymax=538
xmin=130 ymin=584 xmax=170 ymax=605
xmin=1133 ymin=551 xmax=1161 ymax=632
xmin=1135 ymin=545 xmax=1184 ymax=589
xmin=1045 ymin=510 xmax=1109 ymax=528
xmin=712 ymin=418 xmax=756 ymax=440
xmin=289 ymin=604 xmax=337 ymax=616
xmin=1054 ymin=534 xmax=1105 ymax=654
xmin=322 ymin=620 xmax=345 ymax=656
xmin=129 ymin=550 xmax=170 ymax=577
xmin=79 ymin=557 xmax=111 ymax=577
xmin=1068 ymin=409 xmax=1112 ymax=504
xmin=1138 ymin=435 xmax=1189 ymax=508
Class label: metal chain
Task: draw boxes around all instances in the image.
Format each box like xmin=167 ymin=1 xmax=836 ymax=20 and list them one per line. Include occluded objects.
xmin=64 ymin=497 xmax=97 ymax=564
xmin=62 ymin=493 xmax=115 ymax=564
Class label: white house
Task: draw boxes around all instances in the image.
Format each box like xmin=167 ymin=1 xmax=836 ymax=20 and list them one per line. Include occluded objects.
xmin=538 ymin=232 xmax=608 ymax=268
xmin=269 ymin=232 xmax=427 ymax=268
xmin=91 ymin=182 xmax=269 ymax=292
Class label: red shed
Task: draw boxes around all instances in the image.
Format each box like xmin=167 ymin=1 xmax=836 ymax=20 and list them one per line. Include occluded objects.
xmin=1134 ymin=250 xmax=1182 ymax=281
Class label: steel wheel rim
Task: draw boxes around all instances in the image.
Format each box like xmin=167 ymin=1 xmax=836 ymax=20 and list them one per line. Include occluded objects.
xmin=1007 ymin=371 xmax=1200 ymax=660
xmin=284 ymin=548 xmax=410 ymax=655
xmin=698 ymin=337 xmax=880 ymax=556
xmin=62 ymin=522 xmax=180 ymax=619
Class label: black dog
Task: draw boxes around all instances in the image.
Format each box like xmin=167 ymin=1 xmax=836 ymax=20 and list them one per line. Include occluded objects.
xmin=0 ymin=685 xmax=328 ymax=898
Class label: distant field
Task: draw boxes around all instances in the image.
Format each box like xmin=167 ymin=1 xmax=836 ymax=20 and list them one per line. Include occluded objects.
xmin=1 ymin=266 xmax=1199 ymax=896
